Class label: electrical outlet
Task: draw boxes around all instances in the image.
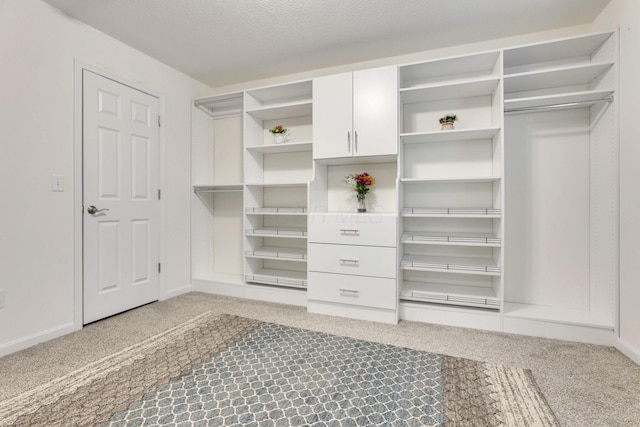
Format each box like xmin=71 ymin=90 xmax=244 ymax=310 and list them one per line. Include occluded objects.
xmin=0 ymin=289 xmax=4 ymax=308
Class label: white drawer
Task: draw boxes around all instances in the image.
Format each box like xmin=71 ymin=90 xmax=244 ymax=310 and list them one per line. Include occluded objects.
xmin=308 ymin=272 xmax=396 ymax=310
xmin=308 ymin=243 xmax=397 ymax=278
xmin=308 ymin=214 xmax=396 ymax=246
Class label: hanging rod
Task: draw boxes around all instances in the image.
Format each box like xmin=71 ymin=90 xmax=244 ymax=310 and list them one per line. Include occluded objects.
xmin=504 ymin=96 xmax=613 ymax=114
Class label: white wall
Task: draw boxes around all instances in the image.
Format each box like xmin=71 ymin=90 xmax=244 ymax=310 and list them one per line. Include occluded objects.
xmin=0 ymin=0 xmax=211 ymax=354
xmin=592 ymin=0 xmax=640 ymax=363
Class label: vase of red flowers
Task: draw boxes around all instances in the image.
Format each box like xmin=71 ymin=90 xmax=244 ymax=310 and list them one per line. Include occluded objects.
xmin=346 ymin=172 xmax=376 ymax=213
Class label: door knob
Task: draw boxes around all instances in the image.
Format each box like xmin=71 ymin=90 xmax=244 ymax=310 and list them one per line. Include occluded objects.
xmin=87 ymin=205 xmax=109 ymax=215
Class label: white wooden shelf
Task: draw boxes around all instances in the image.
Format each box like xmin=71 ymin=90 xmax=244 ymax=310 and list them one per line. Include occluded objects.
xmin=244 ymin=182 xmax=308 ymax=188
xmin=245 ymin=269 xmax=307 ymax=289
xmin=402 ymin=231 xmax=501 ymax=247
xmin=400 ymin=77 xmax=500 ymax=103
xmin=245 ymin=100 xmax=312 ymax=121
xmin=504 ymin=90 xmax=613 ymax=113
xmin=246 ymin=141 xmax=312 ymax=153
xmin=400 ymin=127 xmax=500 ymax=144
xmin=504 ymin=62 xmax=613 ymax=93
xmin=401 ymin=254 xmax=501 ymax=276
xmin=245 ymin=207 xmax=308 ymax=215
xmin=245 ymin=246 xmax=307 ymax=261
xmin=503 ymin=32 xmax=613 ymax=73
xmin=402 ymin=208 xmax=501 ymax=218
xmin=194 ymin=93 xmax=243 ymax=118
xmin=401 ymin=176 xmax=501 ymax=184
xmin=193 ymin=185 xmax=243 ymax=193
xmin=245 ymin=227 xmax=308 ymax=238
xmin=400 ymin=51 xmax=500 ymax=88
xmin=401 ymin=281 xmax=501 ymax=309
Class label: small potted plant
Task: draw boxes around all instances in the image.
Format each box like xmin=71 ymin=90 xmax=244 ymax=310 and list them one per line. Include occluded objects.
xmin=269 ymin=125 xmax=289 ymax=144
xmin=439 ymin=114 xmax=457 ymax=131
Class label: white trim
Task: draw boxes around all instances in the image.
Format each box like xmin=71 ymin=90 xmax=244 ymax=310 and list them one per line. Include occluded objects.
xmin=73 ymin=59 xmax=166 ymax=329
xmin=0 ymin=323 xmax=79 ymax=358
xmin=616 ymin=338 xmax=640 ymax=365
xmin=161 ymin=284 xmax=194 ymax=301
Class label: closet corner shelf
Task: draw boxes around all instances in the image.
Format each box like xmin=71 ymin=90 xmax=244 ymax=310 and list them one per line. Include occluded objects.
xmin=245 ymin=269 xmax=307 ymax=289
xmin=504 ymin=90 xmax=614 ymax=113
xmin=400 ymin=127 xmax=500 ymax=144
xmin=402 ymin=207 xmax=501 ymax=218
xmin=401 ymin=176 xmax=501 ymax=184
xmin=400 ymin=281 xmax=501 ymax=309
xmin=400 ymin=76 xmax=500 ymax=103
xmin=401 ymin=254 xmax=501 ymax=276
xmin=193 ymin=185 xmax=243 ymax=193
xmin=246 ymin=141 xmax=312 ymax=154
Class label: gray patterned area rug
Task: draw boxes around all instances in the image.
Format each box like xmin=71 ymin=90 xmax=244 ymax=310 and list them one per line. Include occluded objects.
xmin=0 ymin=312 xmax=558 ymax=427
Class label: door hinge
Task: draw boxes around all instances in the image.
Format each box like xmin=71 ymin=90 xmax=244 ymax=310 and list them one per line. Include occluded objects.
xmin=158 ymin=115 xmax=161 ymax=127
xmin=158 ymin=189 xmax=161 ymax=200
xmin=158 ymin=263 xmax=161 ymax=273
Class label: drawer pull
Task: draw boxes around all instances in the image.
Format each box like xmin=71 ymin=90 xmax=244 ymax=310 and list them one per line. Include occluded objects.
xmin=339 ymin=229 xmax=360 ymax=235
xmin=339 ymin=288 xmax=359 ymax=295
xmin=339 ymin=258 xmax=359 ymax=266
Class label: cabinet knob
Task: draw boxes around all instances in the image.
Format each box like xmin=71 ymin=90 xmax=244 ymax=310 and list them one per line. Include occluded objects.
xmin=339 ymin=258 xmax=359 ymax=266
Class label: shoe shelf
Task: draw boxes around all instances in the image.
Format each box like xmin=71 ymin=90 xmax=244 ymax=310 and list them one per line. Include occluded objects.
xmin=245 ymin=246 xmax=308 ymax=262
xmin=401 ymin=231 xmax=501 ymax=247
xmin=245 ymin=227 xmax=308 ymax=239
xmin=400 ymin=281 xmax=500 ymax=309
xmin=401 ymin=208 xmax=502 ymax=218
xmin=245 ymin=269 xmax=308 ymax=289
xmin=401 ymin=254 xmax=501 ymax=276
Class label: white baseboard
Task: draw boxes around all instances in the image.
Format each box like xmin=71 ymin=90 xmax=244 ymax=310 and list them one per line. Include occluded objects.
xmin=616 ymin=338 xmax=640 ymax=365
xmin=161 ymin=283 xmax=193 ymax=300
xmin=192 ymin=279 xmax=307 ymax=307
xmin=0 ymin=322 xmax=80 ymax=358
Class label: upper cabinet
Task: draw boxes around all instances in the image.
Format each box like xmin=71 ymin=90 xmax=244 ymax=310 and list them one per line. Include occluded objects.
xmin=313 ymin=66 xmax=398 ymax=159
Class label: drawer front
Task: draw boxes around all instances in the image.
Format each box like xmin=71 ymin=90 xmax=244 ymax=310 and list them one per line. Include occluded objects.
xmin=308 ymin=243 xmax=397 ymax=278
xmin=308 ymin=214 xmax=396 ymax=246
xmin=308 ymin=272 xmax=396 ymax=310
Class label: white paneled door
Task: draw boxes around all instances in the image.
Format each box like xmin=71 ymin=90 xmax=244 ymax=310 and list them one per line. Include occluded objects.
xmin=83 ymin=70 xmax=160 ymax=324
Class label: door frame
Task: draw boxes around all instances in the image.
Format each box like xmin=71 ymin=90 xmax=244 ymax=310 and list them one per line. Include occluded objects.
xmin=73 ymin=59 xmax=165 ymax=329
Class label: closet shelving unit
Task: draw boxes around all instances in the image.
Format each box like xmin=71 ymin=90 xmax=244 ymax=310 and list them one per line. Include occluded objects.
xmin=191 ymin=92 xmax=245 ymax=286
xmin=502 ymin=31 xmax=617 ymax=333
xmin=397 ymin=51 xmax=504 ymax=311
xmin=243 ymin=80 xmax=313 ymax=290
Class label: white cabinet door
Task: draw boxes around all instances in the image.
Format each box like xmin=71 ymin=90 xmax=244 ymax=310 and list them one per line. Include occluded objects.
xmin=353 ymin=66 xmax=398 ymax=157
xmin=313 ymin=72 xmax=353 ymax=159
xmin=313 ymin=66 xmax=398 ymax=159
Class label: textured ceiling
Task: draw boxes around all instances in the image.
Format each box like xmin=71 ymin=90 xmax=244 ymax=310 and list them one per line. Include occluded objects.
xmin=44 ymin=0 xmax=611 ymax=88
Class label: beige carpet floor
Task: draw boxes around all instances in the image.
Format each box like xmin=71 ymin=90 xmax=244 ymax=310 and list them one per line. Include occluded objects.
xmin=1 ymin=292 xmax=639 ymax=426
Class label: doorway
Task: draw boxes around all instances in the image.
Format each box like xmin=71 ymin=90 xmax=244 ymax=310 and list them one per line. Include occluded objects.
xmin=82 ymin=69 xmax=161 ymax=324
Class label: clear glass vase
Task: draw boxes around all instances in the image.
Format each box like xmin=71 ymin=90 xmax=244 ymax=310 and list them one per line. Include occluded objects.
xmin=272 ymin=133 xmax=288 ymax=144
xmin=357 ymin=193 xmax=367 ymax=213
